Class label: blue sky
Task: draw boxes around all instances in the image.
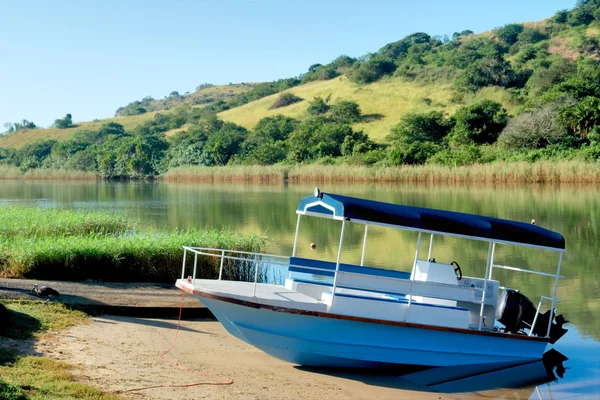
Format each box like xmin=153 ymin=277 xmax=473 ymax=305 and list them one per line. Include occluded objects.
xmin=0 ymin=0 xmax=575 ymax=128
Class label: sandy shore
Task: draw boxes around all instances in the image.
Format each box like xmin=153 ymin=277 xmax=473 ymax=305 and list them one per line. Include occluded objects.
xmin=32 ymin=314 xmax=551 ymax=400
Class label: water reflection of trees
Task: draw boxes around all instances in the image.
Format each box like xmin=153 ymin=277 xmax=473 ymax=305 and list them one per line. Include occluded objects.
xmin=0 ymin=181 xmax=597 ymax=339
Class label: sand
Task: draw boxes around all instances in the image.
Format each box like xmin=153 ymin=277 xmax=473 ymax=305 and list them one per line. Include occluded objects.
xmin=34 ymin=315 xmax=463 ymax=400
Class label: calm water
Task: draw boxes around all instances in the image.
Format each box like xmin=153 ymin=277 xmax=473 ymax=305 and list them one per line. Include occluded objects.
xmin=1 ymin=181 xmax=598 ymax=398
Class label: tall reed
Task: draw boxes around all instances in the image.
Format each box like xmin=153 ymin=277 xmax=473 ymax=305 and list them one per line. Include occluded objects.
xmin=161 ymin=165 xmax=286 ymax=183
xmin=0 ymin=167 xmax=97 ymax=180
xmin=0 ymin=206 xmax=132 ymax=238
xmin=0 ymin=206 xmax=268 ymax=282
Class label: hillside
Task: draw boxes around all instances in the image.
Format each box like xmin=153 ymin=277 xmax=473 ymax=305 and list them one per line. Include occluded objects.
xmin=1 ymin=0 xmax=599 ymax=177
xmin=0 ymin=83 xmax=256 ymax=149
xmin=218 ymin=77 xmax=517 ymax=143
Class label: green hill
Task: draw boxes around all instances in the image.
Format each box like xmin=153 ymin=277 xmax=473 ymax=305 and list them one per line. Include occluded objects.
xmin=1 ymin=0 xmax=599 ymax=177
xmin=0 ymin=83 xmax=256 ymax=149
xmin=218 ymin=76 xmax=517 ymax=143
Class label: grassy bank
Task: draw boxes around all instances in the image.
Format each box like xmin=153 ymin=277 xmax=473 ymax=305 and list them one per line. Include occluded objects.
xmin=0 ymin=206 xmax=132 ymax=238
xmin=161 ymin=165 xmax=287 ymax=183
xmin=0 ymin=301 xmax=120 ymax=400
xmin=160 ymin=161 xmax=600 ymax=184
xmin=0 ymin=166 xmax=97 ymax=180
xmin=0 ymin=207 xmax=267 ymax=282
xmin=3 ymin=160 xmax=599 ymax=184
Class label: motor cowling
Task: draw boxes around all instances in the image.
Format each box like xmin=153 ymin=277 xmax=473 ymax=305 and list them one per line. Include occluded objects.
xmin=496 ymin=289 xmax=536 ymax=333
xmin=496 ymin=289 xmax=568 ymax=344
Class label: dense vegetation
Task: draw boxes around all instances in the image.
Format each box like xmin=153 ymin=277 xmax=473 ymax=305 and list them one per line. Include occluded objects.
xmin=1 ymin=0 xmax=598 ymax=178
xmin=0 ymin=206 xmax=266 ymax=281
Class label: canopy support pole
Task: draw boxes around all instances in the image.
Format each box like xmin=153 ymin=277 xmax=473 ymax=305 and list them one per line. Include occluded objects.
xmin=479 ymin=242 xmax=494 ymax=330
xmin=427 ymin=234 xmax=434 ymax=260
xmin=292 ymin=214 xmax=301 ymax=257
xmin=406 ymin=232 xmax=422 ymax=321
xmin=360 ymin=224 xmax=369 ymax=266
xmin=330 ymin=220 xmax=346 ymax=310
xmin=547 ymin=252 xmax=563 ymax=337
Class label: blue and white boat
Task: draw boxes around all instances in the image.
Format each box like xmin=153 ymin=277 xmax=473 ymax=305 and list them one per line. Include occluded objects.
xmin=176 ymin=188 xmax=568 ymax=368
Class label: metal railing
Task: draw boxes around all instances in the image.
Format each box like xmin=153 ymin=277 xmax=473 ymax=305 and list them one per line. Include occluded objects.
xmin=180 ymin=246 xmax=290 ymax=296
xmin=490 ymin=261 xmax=564 ymax=338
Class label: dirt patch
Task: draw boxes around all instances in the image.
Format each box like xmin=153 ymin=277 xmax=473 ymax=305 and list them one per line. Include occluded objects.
xmin=34 ymin=316 xmax=452 ymax=400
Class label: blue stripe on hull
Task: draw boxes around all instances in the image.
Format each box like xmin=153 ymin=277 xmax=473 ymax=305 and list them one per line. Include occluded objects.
xmin=199 ymin=296 xmax=547 ymax=368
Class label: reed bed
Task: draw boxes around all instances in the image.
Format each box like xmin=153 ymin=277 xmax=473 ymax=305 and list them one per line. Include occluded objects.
xmin=0 ymin=230 xmax=266 ymax=282
xmin=161 ymin=165 xmax=287 ymax=183
xmin=287 ymin=161 xmax=600 ymax=184
xmin=160 ymin=161 xmax=600 ymax=184
xmin=0 ymin=166 xmax=23 ymax=179
xmin=0 ymin=206 xmax=267 ymax=282
xmin=0 ymin=166 xmax=98 ymax=180
xmin=0 ymin=206 xmax=132 ymax=238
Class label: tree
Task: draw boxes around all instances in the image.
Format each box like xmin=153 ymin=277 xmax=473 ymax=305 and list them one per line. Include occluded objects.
xmin=308 ymin=63 xmax=322 ymax=73
xmin=248 ymin=115 xmax=298 ymax=146
xmin=450 ymin=100 xmax=508 ymax=146
xmin=517 ymin=28 xmax=548 ymax=44
xmin=3 ymin=120 xmax=36 ymax=133
xmin=307 ymin=96 xmax=331 ymax=116
xmin=387 ymin=111 xmax=453 ymax=146
xmin=452 ymin=30 xmax=474 ymax=41
xmin=203 ymin=123 xmax=248 ymax=165
xmin=53 ymin=114 xmax=73 ymax=129
xmin=559 ymin=96 xmax=600 ymax=139
xmin=456 ymin=57 xmax=517 ymax=91
xmin=349 ymin=59 xmax=396 ymax=84
xmin=495 ymin=24 xmax=524 ymax=45
xmin=329 ymin=100 xmax=361 ymax=123
xmin=499 ymin=104 xmax=568 ymax=149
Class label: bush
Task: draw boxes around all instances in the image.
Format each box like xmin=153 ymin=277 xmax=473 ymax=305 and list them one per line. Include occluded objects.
xmin=428 ymin=145 xmax=481 ymax=166
xmin=450 ymin=100 xmax=508 ymax=146
xmin=53 ymin=114 xmax=73 ymax=129
xmin=269 ymin=92 xmax=303 ymax=109
xmin=387 ymin=111 xmax=453 ymax=146
xmin=517 ymin=28 xmax=548 ymax=44
xmin=329 ymin=100 xmax=361 ymax=123
xmin=349 ymin=59 xmax=396 ymax=84
xmin=306 ymin=96 xmax=331 ymax=116
xmin=456 ymin=57 xmax=517 ymax=91
xmin=495 ymin=24 xmax=524 ymax=45
xmin=499 ymin=104 xmax=568 ymax=150
xmin=388 ymin=141 xmax=442 ymax=165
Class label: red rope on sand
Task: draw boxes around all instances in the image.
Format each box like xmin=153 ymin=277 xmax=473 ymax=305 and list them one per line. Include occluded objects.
xmin=116 ymin=289 xmax=233 ymax=394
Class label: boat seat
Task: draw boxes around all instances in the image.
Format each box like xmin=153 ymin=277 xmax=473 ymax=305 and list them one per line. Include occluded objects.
xmin=288 ymin=257 xmax=411 ymax=280
xmin=321 ymin=291 xmax=470 ymax=329
xmin=285 ymin=277 xmax=407 ymax=301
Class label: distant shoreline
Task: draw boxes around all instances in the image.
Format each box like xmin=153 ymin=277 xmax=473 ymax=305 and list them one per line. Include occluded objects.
xmin=0 ymin=160 xmax=599 ymax=184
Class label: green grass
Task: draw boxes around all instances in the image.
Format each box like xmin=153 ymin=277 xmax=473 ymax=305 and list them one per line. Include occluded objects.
xmin=0 ymin=301 xmax=88 ymax=339
xmin=218 ymin=76 xmax=520 ymax=142
xmin=0 ymin=301 xmax=119 ymax=400
xmin=0 ymin=206 xmax=267 ymax=282
xmin=0 ymin=206 xmax=133 ymax=238
xmin=0 ymin=357 xmax=121 ymax=400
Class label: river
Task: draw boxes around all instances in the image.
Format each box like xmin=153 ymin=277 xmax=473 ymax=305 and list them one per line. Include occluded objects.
xmin=1 ymin=180 xmax=598 ymax=398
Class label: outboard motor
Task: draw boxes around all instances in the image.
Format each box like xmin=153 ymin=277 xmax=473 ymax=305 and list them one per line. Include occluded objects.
xmin=496 ymin=289 xmax=568 ymax=344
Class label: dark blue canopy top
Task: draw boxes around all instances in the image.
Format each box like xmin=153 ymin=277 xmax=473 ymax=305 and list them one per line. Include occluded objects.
xmin=297 ymin=191 xmax=565 ymax=250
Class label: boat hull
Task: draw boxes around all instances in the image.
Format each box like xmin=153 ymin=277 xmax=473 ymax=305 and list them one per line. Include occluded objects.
xmin=198 ymin=295 xmax=548 ymax=368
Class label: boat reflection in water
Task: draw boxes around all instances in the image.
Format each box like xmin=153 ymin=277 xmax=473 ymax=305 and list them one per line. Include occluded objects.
xmin=401 ymin=348 xmax=567 ymax=397
xmin=297 ymin=349 xmax=567 ymax=398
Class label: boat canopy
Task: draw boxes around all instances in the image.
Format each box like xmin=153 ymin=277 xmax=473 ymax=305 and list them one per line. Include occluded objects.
xmin=297 ymin=191 xmax=565 ymax=250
